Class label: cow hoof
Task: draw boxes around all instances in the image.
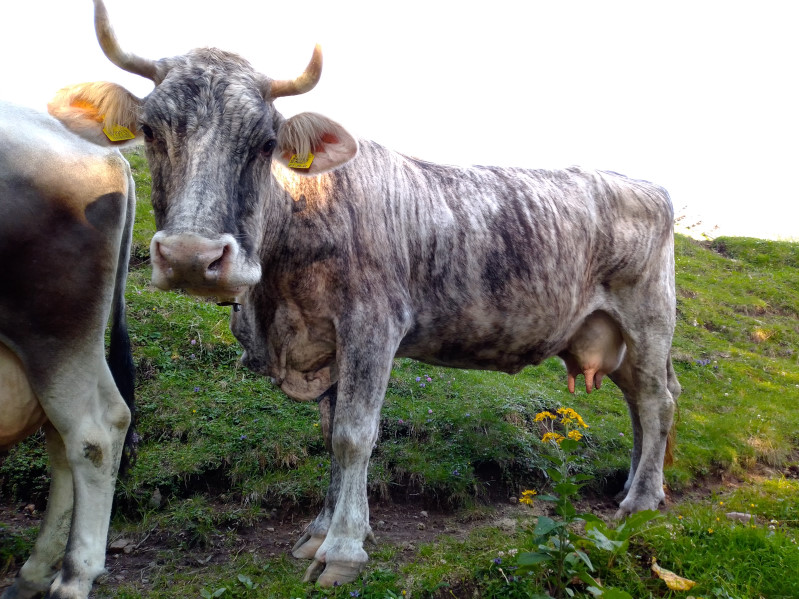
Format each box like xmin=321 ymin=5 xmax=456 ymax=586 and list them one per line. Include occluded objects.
xmin=301 ymin=558 xmax=363 ymax=586
xmin=316 ymin=561 xmax=364 ymax=587
xmin=292 ymin=533 xmax=326 ymax=559
xmin=302 ymin=559 xmax=326 ymax=583
xmin=1 ymin=577 xmax=50 ymax=599
xmin=613 ymin=507 xmax=629 ymax=521
xmin=617 ymin=492 xmax=664 ymax=518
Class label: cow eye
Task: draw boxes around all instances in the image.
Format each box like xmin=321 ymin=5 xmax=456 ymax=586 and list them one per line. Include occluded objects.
xmin=262 ymin=139 xmax=277 ymax=157
xmin=140 ymin=124 xmax=154 ymax=142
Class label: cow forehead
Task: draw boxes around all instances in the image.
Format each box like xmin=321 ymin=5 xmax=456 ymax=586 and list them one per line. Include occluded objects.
xmin=144 ymin=48 xmax=274 ymax=130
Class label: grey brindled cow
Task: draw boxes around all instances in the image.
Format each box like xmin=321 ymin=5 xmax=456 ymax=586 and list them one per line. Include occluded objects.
xmin=70 ymin=0 xmax=680 ymax=587
xmin=1 ymin=98 xmax=136 ymax=599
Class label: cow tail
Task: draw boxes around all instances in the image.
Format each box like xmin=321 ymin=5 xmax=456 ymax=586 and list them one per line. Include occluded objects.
xmin=109 ymin=175 xmax=138 ymax=477
xmin=664 ymin=421 xmax=676 ymax=467
xmin=663 ymin=353 xmax=681 ymax=467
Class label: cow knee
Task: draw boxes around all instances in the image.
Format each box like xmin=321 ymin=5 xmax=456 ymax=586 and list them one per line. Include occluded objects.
xmin=108 ymin=399 xmax=131 ymax=435
xmin=331 ymin=427 xmax=375 ymax=465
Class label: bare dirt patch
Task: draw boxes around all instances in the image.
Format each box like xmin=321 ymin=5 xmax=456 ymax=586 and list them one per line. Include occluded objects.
xmin=0 ymin=497 xmax=562 ymax=596
xmin=10 ymin=465 xmax=795 ymax=597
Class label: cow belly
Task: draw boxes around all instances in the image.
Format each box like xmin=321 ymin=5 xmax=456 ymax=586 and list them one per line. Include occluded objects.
xmin=0 ymin=341 xmax=46 ymax=449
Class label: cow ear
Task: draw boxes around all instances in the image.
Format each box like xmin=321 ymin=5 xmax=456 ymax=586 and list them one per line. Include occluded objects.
xmin=48 ymin=82 xmax=143 ymax=148
xmin=275 ymin=112 xmax=358 ymax=175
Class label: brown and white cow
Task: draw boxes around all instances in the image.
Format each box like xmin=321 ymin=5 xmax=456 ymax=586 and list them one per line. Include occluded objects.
xmin=0 ymin=98 xmax=136 ymax=599
xmin=71 ymin=0 xmax=680 ymax=586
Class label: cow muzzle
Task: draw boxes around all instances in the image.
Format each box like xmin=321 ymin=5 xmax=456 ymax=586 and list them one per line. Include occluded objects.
xmin=150 ymin=232 xmax=261 ymax=300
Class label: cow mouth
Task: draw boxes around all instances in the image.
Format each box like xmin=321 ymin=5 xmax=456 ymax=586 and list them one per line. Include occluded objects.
xmin=155 ymin=277 xmax=250 ymax=300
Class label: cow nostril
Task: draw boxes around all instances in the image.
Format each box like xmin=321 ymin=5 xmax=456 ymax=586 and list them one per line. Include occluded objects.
xmin=153 ymin=240 xmax=166 ymax=261
xmin=207 ymin=244 xmax=230 ymax=273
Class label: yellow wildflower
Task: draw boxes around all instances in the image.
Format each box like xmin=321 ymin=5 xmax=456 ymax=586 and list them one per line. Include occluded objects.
xmin=534 ymin=411 xmax=557 ymax=422
xmin=519 ymin=489 xmax=537 ymax=505
xmin=567 ymin=429 xmax=583 ymax=441
xmin=542 ymin=432 xmax=565 ymax=445
xmin=557 ymin=407 xmax=589 ymax=428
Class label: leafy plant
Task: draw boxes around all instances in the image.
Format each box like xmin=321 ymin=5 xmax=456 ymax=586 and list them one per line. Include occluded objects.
xmin=516 ymin=409 xmax=659 ymax=598
xmin=583 ymin=509 xmax=662 ymax=569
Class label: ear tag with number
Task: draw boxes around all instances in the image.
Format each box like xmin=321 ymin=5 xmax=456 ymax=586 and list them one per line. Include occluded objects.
xmin=288 ymin=152 xmax=314 ymax=170
xmin=103 ymin=124 xmax=136 ymax=142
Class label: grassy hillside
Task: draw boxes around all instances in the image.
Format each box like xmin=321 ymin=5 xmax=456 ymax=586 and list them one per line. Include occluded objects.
xmin=2 ymin=149 xmax=798 ymax=598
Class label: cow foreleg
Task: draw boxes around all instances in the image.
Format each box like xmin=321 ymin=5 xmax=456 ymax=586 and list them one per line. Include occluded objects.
xmin=303 ymin=332 xmax=397 ymax=587
xmin=293 ymin=385 xmax=338 ymax=559
xmin=2 ymin=425 xmax=73 ymax=599
xmin=44 ymin=368 xmax=131 ymax=599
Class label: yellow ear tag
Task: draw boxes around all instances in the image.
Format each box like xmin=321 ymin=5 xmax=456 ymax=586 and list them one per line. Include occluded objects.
xmin=287 ymin=152 xmax=314 ymax=170
xmin=103 ymin=124 xmax=136 ymax=142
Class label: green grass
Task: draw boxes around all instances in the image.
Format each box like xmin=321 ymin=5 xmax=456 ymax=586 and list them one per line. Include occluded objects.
xmin=2 ymin=149 xmax=799 ymax=596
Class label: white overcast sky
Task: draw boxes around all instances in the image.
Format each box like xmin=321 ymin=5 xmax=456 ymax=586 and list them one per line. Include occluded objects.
xmin=1 ymin=1 xmax=796 ymax=239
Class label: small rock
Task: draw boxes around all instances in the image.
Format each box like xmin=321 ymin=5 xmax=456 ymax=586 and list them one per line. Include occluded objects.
xmin=509 ymin=496 xmax=518 ymax=504
xmin=149 ymin=488 xmax=162 ymax=509
xmin=376 ymin=520 xmax=386 ymax=529
xmin=726 ymin=512 xmax=756 ymax=524
xmin=23 ymin=504 xmax=36 ymax=515
xmin=420 ymin=510 xmax=429 ymax=519
xmin=495 ymin=518 xmax=517 ymax=533
xmin=108 ymin=539 xmax=134 ymax=554
xmin=417 ymin=522 xmax=426 ymax=531
xmin=266 ymin=527 xmax=275 ymax=532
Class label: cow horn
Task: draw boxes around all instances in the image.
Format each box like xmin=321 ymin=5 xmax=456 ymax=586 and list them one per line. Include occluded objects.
xmin=93 ymin=0 xmax=159 ymax=81
xmin=268 ymin=45 xmax=323 ymax=99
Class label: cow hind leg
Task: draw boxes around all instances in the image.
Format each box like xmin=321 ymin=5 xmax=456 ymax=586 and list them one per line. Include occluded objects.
xmin=2 ymin=425 xmax=73 ymax=599
xmin=607 ymin=327 xmax=676 ymax=516
xmin=43 ymin=366 xmax=131 ymax=599
xmin=609 ymin=360 xmax=644 ymax=501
